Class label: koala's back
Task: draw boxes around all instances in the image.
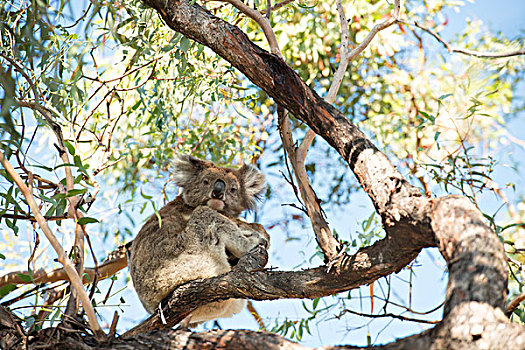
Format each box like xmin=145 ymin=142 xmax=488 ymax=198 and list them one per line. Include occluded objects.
xmin=129 ymin=196 xmax=202 ymax=313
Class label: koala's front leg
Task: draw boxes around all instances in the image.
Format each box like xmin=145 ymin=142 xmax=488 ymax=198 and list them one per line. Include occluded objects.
xmin=188 ymin=206 xmax=269 ymax=259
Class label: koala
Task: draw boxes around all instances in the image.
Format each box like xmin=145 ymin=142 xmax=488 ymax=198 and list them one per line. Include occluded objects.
xmin=129 ymin=155 xmax=269 ymax=324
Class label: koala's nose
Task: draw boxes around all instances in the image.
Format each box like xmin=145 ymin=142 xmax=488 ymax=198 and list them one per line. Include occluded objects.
xmin=212 ymin=180 xmax=225 ymax=199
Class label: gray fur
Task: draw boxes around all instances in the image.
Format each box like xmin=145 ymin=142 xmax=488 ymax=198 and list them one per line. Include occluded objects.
xmin=129 ymin=156 xmax=269 ymax=323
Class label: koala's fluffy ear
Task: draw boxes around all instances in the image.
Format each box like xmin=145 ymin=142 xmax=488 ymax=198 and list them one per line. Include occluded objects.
xmin=237 ymin=164 xmax=266 ymax=210
xmin=172 ymin=155 xmax=210 ymax=188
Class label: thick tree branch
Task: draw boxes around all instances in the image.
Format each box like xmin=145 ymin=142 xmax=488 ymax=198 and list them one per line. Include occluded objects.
xmin=124 ymin=207 xmax=433 ymax=335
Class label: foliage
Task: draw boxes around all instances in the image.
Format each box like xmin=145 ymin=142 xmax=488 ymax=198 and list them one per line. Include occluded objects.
xmin=0 ymin=0 xmax=524 ymax=346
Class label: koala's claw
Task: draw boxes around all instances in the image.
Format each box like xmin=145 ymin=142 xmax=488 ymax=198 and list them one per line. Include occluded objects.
xmin=158 ymin=302 xmax=167 ymax=325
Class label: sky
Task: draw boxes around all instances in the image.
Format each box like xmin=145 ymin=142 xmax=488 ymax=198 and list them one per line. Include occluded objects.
xmin=1 ymin=0 xmax=524 ymax=348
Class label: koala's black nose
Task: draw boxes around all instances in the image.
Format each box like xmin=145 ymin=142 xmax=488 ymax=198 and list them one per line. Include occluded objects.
xmin=212 ymin=180 xmax=225 ymax=199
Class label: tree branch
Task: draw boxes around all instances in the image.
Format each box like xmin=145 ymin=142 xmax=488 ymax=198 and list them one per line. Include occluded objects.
xmin=124 ymin=210 xmax=433 ymax=335
xmin=278 ymin=108 xmax=341 ymax=262
xmin=0 ymin=250 xmax=128 ymax=288
xmin=412 ymin=21 xmax=525 ymax=59
xmin=220 ymin=0 xmax=282 ymax=57
xmin=337 ymin=308 xmax=440 ymax=325
xmin=0 ymin=153 xmax=104 ymax=339
xmin=506 ymin=292 xmax=525 ymax=316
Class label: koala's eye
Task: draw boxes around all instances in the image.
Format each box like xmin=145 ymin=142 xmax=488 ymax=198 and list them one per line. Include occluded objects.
xmin=203 ymin=179 xmax=210 ymax=186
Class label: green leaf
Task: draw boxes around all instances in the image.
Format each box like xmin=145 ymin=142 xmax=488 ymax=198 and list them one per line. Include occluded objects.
xmin=17 ymin=273 xmax=33 ymax=283
xmin=140 ymin=189 xmax=152 ymax=200
xmin=77 ymin=217 xmax=99 ymax=225
xmin=64 ymin=141 xmax=76 ymax=156
xmin=67 ymin=188 xmax=87 ymax=197
xmin=313 ymin=297 xmax=320 ymax=310
xmin=438 ymin=93 xmax=453 ymax=100
xmin=0 ymin=284 xmax=16 ymax=298
xmin=51 ymin=193 xmax=67 ymax=200
xmin=179 ymin=36 xmax=191 ymax=52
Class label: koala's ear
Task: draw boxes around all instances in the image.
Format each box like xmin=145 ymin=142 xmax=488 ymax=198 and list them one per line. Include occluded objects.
xmin=238 ymin=164 xmax=266 ymax=209
xmin=172 ymin=155 xmax=209 ymax=187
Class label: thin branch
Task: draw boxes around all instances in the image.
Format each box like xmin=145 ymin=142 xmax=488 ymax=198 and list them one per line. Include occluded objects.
xmin=506 ymin=292 xmax=525 ymax=316
xmin=3 ymin=55 xmax=88 ymax=314
xmin=323 ymin=0 xmax=351 ymax=105
xmin=0 ymin=213 xmax=68 ymax=222
xmin=260 ymin=0 xmax=294 ymax=15
xmin=346 ymin=0 xmax=400 ymax=63
xmin=220 ymin=0 xmax=282 ymax=57
xmin=285 ymin=0 xmax=402 ymax=264
xmin=295 ymin=0 xmax=352 ymax=169
xmin=5 ymin=54 xmax=88 ymax=308
xmin=246 ymin=300 xmax=267 ymax=331
xmin=413 ymin=21 xmax=525 ymax=59
xmin=278 ymin=108 xmax=341 ymax=262
xmin=336 ymin=308 xmax=441 ymax=324
xmin=0 ymin=244 xmax=130 ymax=288
xmin=1 ymin=54 xmax=75 ymax=194
xmin=282 ymin=0 xmax=372 ymax=263
xmin=0 ymin=152 xmax=105 ymax=339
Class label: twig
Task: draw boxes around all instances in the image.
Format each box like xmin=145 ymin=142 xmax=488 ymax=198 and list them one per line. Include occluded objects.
xmin=0 ymin=213 xmax=68 ymax=222
xmin=260 ymin=0 xmax=294 ymax=15
xmin=0 ymin=244 xmax=129 ymax=288
xmin=220 ymin=0 xmax=282 ymax=57
xmin=324 ymin=0 xmax=351 ymax=105
xmin=346 ymin=0 xmax=401 ymax=64
xmin=0 ymin=152 xmax=105 ymax=339
xmin=337 ymin=308 xmax=440 ymax=324
xmin=109 ymin=311 xmax=119 ymax=336
xmin=247 ymin=300 xmax=267 ymax=331
xmin=413 ymin=21 xmax=525 ymax=59
xmin=506 ymin=292 xmax=525 ymax=316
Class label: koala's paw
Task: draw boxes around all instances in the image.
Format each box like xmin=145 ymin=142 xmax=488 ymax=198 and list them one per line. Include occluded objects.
xmin=233 ymin=244 xmax=269 ymax=272
xmin=191 ymin=206 xmax=236 ymax=228
xmin=239 ymin=227 xmax=269 ymax=250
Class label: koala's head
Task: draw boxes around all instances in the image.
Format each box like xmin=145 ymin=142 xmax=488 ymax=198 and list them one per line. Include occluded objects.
xmin=172 ymin=155 xmax=266 ymax=217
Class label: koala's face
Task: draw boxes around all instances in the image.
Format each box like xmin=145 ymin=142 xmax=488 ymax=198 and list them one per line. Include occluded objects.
xmin=172 ymin=155 xmax=266 ymax=217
